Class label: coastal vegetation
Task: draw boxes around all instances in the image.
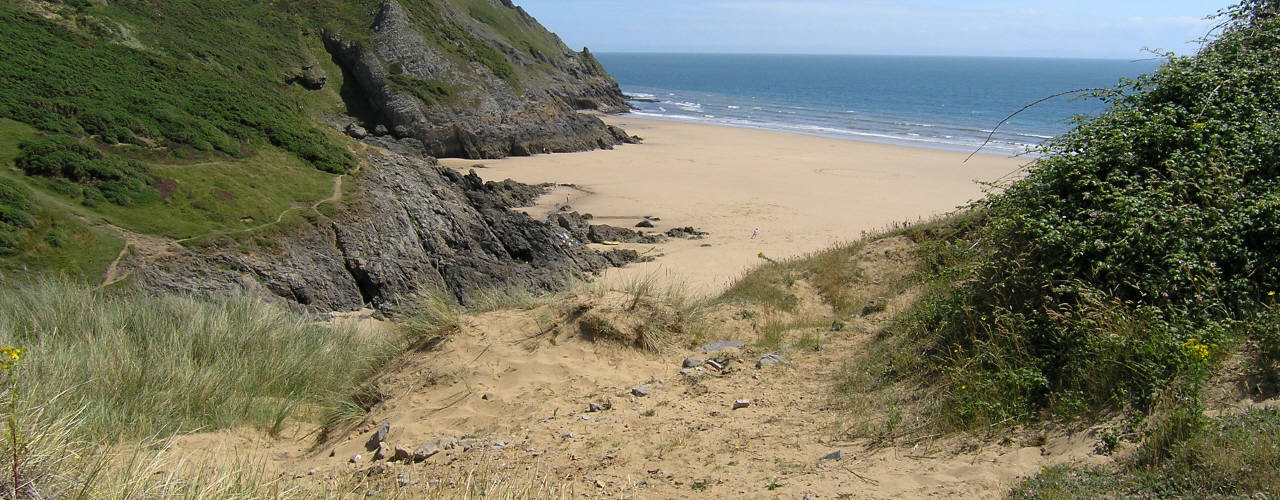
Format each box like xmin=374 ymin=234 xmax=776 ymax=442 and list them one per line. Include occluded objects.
xmin=0 ymin=0 xmax=1277 ymax=497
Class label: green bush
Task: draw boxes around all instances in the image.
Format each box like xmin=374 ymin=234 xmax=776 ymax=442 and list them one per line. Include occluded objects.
xmin=896 ymin=1 xmax=1280 ymax=427
xmin=15 ymin=135 xmax=158 ymax=206
xmin=0 ymin=178 xmax=34 ymax=255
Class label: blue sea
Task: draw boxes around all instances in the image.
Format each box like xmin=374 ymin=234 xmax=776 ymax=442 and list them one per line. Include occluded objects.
xmin=595 ymin=54 xmax=1161 ymax=155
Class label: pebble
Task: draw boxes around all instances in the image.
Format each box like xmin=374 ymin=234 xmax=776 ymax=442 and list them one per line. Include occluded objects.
xmin=374 ymin=442 xmax=391 ymax=460
xmin=705 ymin=359 xmax=725 ymax=371
xmin=581 ymin=414 xmax=591 ymax=420
xmin=732 ymin=399 xmax=751 ymax=409
xmin=350 ymin=454 xmax=362 ymax=464
xmin=481 ymin=393 xmax=492 ymax=400
xmin=756 ymin=353 xmax=790 ymax=368
xmin=412 ymin=443 xmax=440 ymax=462
xmin=822 ymin=450 xmax=844 ymax=461
xmin=366 ymin=422 xmax=390 ymax=451
xmin=682 ymin=358 xmax=703 ymax=368
xmin=491 ymin=441 xmax=509 ymax=450
xmin=632 ymin=384 xmax=652 ymax=397
xmin=393 ymin=446 xmax=412 ymax=462
xmin=830 ymin=320 xmax=845 ymax=331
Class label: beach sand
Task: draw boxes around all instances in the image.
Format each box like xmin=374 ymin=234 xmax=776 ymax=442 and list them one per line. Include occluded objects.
xmin=441 ymin=115 xmax=1029 ymax=296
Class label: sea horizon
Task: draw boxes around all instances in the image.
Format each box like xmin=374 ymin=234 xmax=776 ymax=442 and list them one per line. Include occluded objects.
xmin=597 ymin=53 xmax=1161 ymax=155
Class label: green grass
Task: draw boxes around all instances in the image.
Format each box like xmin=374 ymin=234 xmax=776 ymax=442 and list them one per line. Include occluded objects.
xmin=0 ymin=279 xmax=398 ymax=441
xmin=96 ymin=151 xmax=335 ymax=240
xmin=1009 ymin=407 xmax=1280 ymax=498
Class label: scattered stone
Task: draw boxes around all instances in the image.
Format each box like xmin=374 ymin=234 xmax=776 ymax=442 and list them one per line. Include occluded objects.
xmin=366 ymin=422 xmax=390 ymax=451
xmin=632 ymin=384 xmax=652 ymax=397
xmin=701 ymin=340 xmax=746 ymax=353
xmin=307 ymin=468 xmax=318 ymax=476
xmin=733 ymin=399 xmax=751 ymax=409
xmin=682 ymin=358 xmax=703 ymax=368
xmin=374 ymin=441 xmax=391 ymax=460
xmin=757 ymin=353 xmax=790 ymax=368
xmin=373 ymin=124 xmax=389 ymax=136
xmin=482 ymin=393 xmax=492 ymax=400
xmin=346 ymin=123 xmax=368 ymax=139
xmin=397 ymin=473 xmax=420 ymax=487
xmin=561 ymin=433 xmax=575 ymax=439
xmin=350 ymin=454 xmax=362 ymax=464
xmin=491 ymin=441 xmax=509 ymax=450
xmin=581 ymin=414 xmax=591 ymax=420
xmin=412 ymin=442 xmax=441 ymax=462
xmin=587 ymin=400 xmax=612 ymax=412
xmin=364 ymin=489 xmax=378 ymax=497
xmin=700 ymin=243 xmax=712 ymax=247
xmin=635 ymin=220 xmax=654 ymax=228
xmin=393 ymin=446 xmax=412 ymax=462
xmin=559 ymin=205 xmax=573 ymax=211
xmin=822 ymin=450 xmax=844 ymax=461
xmin=830 ymin=320 xmax=845 ymax=332
xmin=705 ymin=359 xmax=725 ymax=371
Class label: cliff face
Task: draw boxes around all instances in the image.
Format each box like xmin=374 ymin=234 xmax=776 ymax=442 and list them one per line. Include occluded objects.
xmin=139 ymin=145 xmax=637 ymax=310
xmin=325 ymin=0 xmax=635 ymax=159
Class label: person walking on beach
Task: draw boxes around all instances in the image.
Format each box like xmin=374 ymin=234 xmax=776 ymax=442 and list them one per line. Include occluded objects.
xmin=751 ymin=227 xmax=759 ymax=239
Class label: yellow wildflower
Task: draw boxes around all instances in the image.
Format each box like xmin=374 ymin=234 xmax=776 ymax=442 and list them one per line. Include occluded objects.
xmin=0 ymin=346 xmax=24 ymax=372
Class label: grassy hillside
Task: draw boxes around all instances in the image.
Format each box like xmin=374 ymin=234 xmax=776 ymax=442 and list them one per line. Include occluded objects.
xmin=0 ymin=0 xmax=608 ymax=280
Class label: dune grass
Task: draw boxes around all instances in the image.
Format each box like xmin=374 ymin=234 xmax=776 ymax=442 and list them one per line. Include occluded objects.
xmin=0 ymin=279 xmax=397 ymax=441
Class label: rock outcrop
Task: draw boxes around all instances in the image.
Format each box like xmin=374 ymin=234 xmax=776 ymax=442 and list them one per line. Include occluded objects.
xmin=323 ymin=0 xmax=637 ymax=159
xmin=139 ymin=149 xmax=637 ymax=311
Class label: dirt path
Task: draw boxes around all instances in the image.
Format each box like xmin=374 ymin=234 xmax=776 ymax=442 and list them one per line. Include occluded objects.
xmin=159 ymin=236 xmax=1113 ymax=498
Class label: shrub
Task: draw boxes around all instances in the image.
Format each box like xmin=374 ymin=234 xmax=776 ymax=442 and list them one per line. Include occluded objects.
xmin=15 ymin=135 xmax=158 ymax=206
xmin=895 ymin=0 xmax=1280 ymax=427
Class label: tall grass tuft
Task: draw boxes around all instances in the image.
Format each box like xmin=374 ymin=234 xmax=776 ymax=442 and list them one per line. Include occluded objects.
xmin=0 ymin=278 xmax=397 ymax=441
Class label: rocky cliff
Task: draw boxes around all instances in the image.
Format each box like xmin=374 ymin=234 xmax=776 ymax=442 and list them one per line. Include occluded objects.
xmin=0 ymin=0 xmax=644 ymax=310
xmin=139 ymin=146 xmax=639 ymax=310
xmin=325 ymin=0 xmax=636 ymax=158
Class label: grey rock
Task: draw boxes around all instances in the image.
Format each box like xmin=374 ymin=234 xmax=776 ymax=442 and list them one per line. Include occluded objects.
xmin=350 ymin=454 xmax=362 ymax=463
xmin=631 ymin=384 xmax=652 ymax=397
xmin=830 ymin=320 xmax=845 ymax=332
xmin=822 ymin=450 xmax=844 ymax=461
xmin=346 ymin=123 xmax=369 ymax=139
xmin=757 ymin=353 xmax=790 ymax=368
xmin=374 ymin=124 xmax=389 ymax=136
xmin=705 ymin=359 xmax=725 ymax=371
xmin=366 ymin=422 xmax=390 ymax=451
xmin=374 ymin=441 xmax=391 ymax=460
xmin=701 ymin=340 xmax=746 ymax=353
xmin=635 ymin=220 xmax=654 ymax=228
xmin=392 ymin=446 xmax=412 ymax=462
xmin=732 ymin=399 xmax=751 ymax=409
xmin=412 ymin=442 xmax=441 ymax=462
xmin=682 ymin=358 xmax=703 ymax=368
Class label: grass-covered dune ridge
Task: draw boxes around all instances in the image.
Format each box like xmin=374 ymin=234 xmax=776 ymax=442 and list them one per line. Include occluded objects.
xmin=0 ymin=279 xmax=397 ymax=441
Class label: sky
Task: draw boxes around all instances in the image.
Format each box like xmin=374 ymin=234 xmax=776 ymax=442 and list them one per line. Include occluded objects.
xmin=514 ymin=1 xmax=1226 ymax=59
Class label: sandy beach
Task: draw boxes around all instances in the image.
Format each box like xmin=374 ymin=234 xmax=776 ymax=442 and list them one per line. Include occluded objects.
xmin=441 ymin=115 xmax=1029 ymax=295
